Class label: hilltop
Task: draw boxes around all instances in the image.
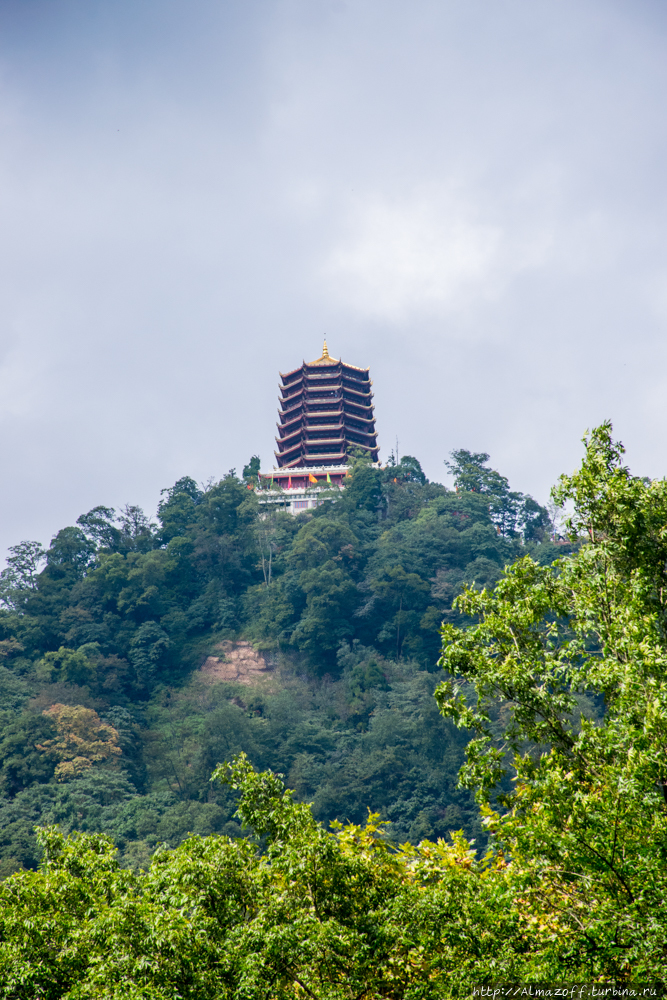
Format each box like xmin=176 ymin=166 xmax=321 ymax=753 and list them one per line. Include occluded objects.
xmin=0 ymin=449 xmax=562 ymax=873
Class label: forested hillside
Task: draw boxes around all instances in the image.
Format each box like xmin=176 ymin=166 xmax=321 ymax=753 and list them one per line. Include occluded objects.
xmin=0 ymin=450 xmax=560 ymax=874
xmin=1 ymin=425 xmax=667 ymax=994
xmin=0 ymin=425 xmax=667 ymax=1000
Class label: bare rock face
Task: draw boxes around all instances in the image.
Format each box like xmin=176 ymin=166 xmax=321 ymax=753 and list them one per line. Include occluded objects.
xmin=199 ymin=641 xmax=270 ymax=685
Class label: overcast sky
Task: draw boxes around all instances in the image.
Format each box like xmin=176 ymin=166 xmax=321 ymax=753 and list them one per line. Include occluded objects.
xmin=1 ymin=0 xmax=666 ymax=556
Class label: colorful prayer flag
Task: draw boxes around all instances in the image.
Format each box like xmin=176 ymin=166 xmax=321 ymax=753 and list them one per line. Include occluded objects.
xmin=309 ymin=473 xmax=318 ymax=484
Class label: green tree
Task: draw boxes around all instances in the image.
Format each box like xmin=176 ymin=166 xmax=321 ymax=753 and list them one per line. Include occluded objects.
xmin=242 ymin=454 xmax=261 ymax=483
xmin=45 ymin=527 xmax=96 ymax=579
xmin=35 ymin=646 xmax=97 ymax=687
xmin=370 ymin=565 xmax=430 ymax=660
xmin=116 ymin=504 xmax=156 ymax=554
xmin=445 ymin=449 xmax=550 ymax=540
xmin=76 ymin=506 xmax=122 ymax=550
xmin=0 ymin=710 xmax=56 ymax=797
xmin=128 ymin=622 xmax=171 ymax=690
xmin=390 ymin=454 xmax=427 ymax=484
xmin=436 ymin=422 xmax=667 ymax=981
xmin=0 ymin=541 xmax=46 ymax=611
xmin=157 ymin=477 xmax=203 ymax=543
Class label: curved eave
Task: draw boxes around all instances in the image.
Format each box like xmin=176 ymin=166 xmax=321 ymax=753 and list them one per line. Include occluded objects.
xmin=277 ymin=430 xmax=303 ymax=445
xmin=282 ymin=359 xmax=370 ymax=377
xmin=303 ymin=361 xmax=369 ymax=375
xmin=342 ymin=386 xmax=373 ymax=401
xmin=277 ymin=420 xmax=303 ymax=435
xmin=343 ymin=398 xmax=374 ymax=408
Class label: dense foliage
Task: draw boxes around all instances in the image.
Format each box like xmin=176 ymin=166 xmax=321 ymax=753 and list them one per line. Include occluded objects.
xmin=0 ymin=758 xmax=522 ymax=999
xmin=0 ymin=452 xmax=557 ymax=874
xmin=436 ymin=423 xmax=667 ymax=981
xmin=1 ymin=425 xmax=666 ymax=994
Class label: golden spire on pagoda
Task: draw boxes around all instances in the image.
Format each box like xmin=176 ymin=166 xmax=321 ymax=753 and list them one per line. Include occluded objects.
xmin=309 ymin=338 xmax=338 ymax=366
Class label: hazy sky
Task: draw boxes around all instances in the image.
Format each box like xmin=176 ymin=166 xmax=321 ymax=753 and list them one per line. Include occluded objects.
xmin=1 ymin=0 xmax=666 ymax=556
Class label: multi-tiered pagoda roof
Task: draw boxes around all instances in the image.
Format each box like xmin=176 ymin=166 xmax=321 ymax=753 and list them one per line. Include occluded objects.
xmin=274 ymin=342 xmax=379 ymax=469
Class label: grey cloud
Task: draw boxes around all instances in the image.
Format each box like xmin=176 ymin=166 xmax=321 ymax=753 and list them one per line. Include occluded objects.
xmin=0 ymin=0 xmax=666 ymax=555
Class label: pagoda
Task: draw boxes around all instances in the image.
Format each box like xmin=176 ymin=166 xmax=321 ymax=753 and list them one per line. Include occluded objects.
xmin=258 ymin=342 xmax=380 ymax=504
xmin=276 ymin=341 xmax=379 ymax=466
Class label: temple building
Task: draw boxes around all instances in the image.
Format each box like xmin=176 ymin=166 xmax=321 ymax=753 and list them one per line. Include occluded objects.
xmin=276 ymin=341 xmax=379 ymax=467
xmin=258 ymin=342 xmax=380 ymax=509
